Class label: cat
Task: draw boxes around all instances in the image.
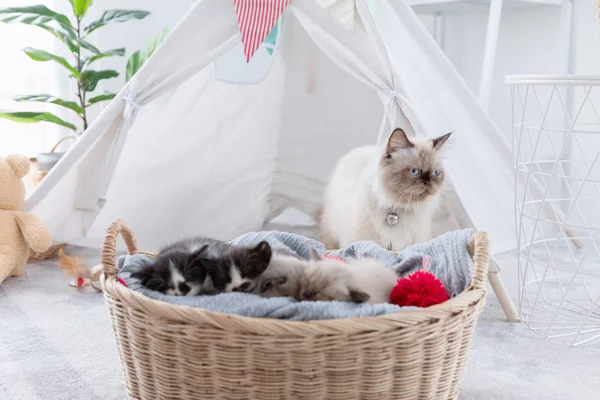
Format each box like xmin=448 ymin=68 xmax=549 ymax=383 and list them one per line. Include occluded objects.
xmin=254 ymin=251 xmax=311 ymax=299
xmin=131 ymin=237 xmax=271 ymax=296
xmin=299 ymin=250 xmax=399 ymax=304
xmin=217 ymin=241 xmax=273 ymax=293
xmin=131 ymin=241 xmax=222 ymax=296
xmin=320 ymin=128 xmax=451 ymax=251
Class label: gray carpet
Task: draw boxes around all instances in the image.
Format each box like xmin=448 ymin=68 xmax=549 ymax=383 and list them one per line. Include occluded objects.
xmin=1 ymin=247 xmax=599 ymax=400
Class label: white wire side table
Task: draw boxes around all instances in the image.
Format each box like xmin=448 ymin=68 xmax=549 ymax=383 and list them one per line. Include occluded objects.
xmin=508 ymin=75 xmax=600 ymax=351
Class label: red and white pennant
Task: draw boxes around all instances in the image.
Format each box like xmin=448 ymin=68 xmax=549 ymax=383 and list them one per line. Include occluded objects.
xmin=233 ymin=0 xmax=290 ymax=62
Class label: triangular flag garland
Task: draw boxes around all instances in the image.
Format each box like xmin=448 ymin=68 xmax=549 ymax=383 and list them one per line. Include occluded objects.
xmin=233 ymin=0 xmax=290 ymax=62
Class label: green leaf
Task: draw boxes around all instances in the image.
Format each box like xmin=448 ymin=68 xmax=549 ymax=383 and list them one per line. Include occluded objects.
xmin=0 ymin=5 xmax=78 ymax=52
xmin=13 ymin=94 xmax=82 ymax=114
xmin=87 ymin=92 xmax=116 ymax=105
xmin=146 ymin=28 xmax=169 ymax=57
xmin=0 ymin=5 xmax=73 ymax=31
xmin=84 ymin=9 xmax=150 ymax=35
xmin=81 ymin=70 xmax=119 ymax=92
xmin=83 ymin=48 xmax=125 ymax=68
xmin=77 ymin=38 xmax=101 ymax=54
xmin=0 ymin=110 xmax=77 ymax=130
xmin=125 ymin=29 xmax=168 ymax=82
xmin=22 ymin=47 xmax=80 ymax=78
xmin=69 ymin=0 xmax=93 ymax=17
xmin=125 ymin=50 xmax=145 ymax=83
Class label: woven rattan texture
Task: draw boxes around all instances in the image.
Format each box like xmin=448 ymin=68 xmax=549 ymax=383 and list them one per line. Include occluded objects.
xmin=101 ymin=219 xmax=489 ymax=400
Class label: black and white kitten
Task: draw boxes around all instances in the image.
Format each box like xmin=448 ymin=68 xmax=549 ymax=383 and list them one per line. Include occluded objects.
xmin=131 ymin=237 xmax=272 ymax=296
xmin=131 ymin=241 xmax=224 ymax=296
xmin=217 ymin=241 xmax=273 ymax=293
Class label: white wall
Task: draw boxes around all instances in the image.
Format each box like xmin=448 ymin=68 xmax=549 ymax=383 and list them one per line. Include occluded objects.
xmin=418 ymin=0 xmax=600 ymax=140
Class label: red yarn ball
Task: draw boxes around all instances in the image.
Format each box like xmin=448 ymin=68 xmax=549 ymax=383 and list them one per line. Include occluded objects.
xmin=389 ymin=270 xmax=449 ymax=308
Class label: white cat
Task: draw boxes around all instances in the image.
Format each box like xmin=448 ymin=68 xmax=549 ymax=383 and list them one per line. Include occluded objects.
xmin=299 ymin=250 xmax=399 ymax=305
xmin=320 ymin=129 xmax=451 ymax=251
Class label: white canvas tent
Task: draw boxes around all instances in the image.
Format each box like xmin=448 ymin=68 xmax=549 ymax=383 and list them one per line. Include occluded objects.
xmin=25 ymin=0 xmax=517 ymax=317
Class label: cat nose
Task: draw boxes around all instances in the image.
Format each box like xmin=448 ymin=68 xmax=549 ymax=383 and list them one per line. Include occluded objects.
xmin=178 ymin=283 xmax=190 ymax=294
xmin=303 ymin=290 xmax=313 ymax=299
xmin=421 ymin=172 xmax=430 ymax=183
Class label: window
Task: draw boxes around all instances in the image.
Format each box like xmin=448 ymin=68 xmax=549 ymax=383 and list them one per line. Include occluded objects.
xmin=215 ymin=18 xmax=283 ymax=85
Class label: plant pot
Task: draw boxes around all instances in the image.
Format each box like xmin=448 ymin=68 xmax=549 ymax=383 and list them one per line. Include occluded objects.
xmin=36 ymin=151 xmax=65 ymax=172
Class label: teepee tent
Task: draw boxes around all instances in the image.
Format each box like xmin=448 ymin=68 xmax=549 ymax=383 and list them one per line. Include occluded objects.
xmin=25 ymin=0 xmax=515 ymax=259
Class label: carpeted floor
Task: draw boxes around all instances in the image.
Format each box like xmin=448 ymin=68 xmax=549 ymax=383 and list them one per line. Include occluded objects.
xmin=1 ymin=248 xmax=599 ymax=400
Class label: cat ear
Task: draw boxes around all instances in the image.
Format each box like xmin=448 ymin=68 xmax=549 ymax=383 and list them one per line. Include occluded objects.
xmin=432 ymin=132 xmax=452 ymax=151
xmin=309 ymin=248 xmax=322 ymax=261
xmin=349 ymin=290 xmax=370 ymax=304
xmin=247 ymin=241 xmax=272 ymax=274
xmin=386 ymin=128 xmax=413 ymax=156
xmin=131 ymin=270 xmax=165 ymax=291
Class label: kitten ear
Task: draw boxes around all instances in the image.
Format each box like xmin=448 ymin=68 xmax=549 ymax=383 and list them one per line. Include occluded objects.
xmin=432 ymin=132 xmax=452 ymax=151
xmin=131 ymin=269 xmax=165 ymax=291
xmin=309 ymin=248 xmax=322 ymax=261
xmin=349 ymin=290 xmax=370 ymax=304
xmin=247 ymin=241 xmax=272 ymax=274
xmin=386 ymin=128 xmax=413 ymax=156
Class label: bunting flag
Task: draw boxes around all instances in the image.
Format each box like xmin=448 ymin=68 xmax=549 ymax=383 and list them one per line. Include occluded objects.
xmin=233 ymin=0 xmax=290 ymax=62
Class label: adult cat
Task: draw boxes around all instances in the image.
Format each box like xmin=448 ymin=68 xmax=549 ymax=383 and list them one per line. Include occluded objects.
xmin=320 ymin=128 xmax=451 ymax=251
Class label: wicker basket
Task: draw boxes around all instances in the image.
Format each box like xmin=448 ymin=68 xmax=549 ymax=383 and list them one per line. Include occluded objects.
xmin=101 ymin=219 xmax=490 ymax=400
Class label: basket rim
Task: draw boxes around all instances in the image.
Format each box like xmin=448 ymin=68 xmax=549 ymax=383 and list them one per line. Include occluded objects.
xmin=101 ymin=220 xmax=490 ymax=337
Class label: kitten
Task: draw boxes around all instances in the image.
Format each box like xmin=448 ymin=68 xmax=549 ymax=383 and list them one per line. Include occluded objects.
xmin=299 ymin=250 xmax=399 ymax=304
xmin=320 ymin=128 xmax=451 ymax=251
xmin=254 ymin=252 xmax=311 ymax=298
xmin=217 ymin=241 xmax=273 ymax=293
xmin=131 ymin=243 xmax=221 ymax=296
xmin=131 ymin=237 xmax=271 ymax=296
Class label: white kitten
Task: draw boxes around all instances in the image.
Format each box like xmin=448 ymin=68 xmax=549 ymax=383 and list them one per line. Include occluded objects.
xmin=299 ymin=250 xmax=398 ymax=304
xmin=254 ymin=252 xmax=310 ymax=299
xmin=320 ymin=129 xmax=451 ymax=251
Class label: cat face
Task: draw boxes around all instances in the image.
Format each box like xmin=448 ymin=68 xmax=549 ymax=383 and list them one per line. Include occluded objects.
xmin=298 ymin=251 xmax=370 ymax=303
xmin=379 ymin=129 xmax=451 ymax=205
xmin=216 ymin=241 xmax=272 ymax=293
xmin=256 ymin=255 xmax=308 ymax=298
xmin=132 ymin=245 xmax=217 ymax=296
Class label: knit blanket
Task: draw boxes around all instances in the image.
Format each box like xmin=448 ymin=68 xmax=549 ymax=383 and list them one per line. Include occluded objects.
xmin=117 ymin=229 xmax=475 ymax=321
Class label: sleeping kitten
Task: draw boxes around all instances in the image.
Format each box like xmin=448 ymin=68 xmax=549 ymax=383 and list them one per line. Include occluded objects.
xmin=254 ymin=252 xmax=311 ymax=298
xmin=299 ymin=250 xmax=398 ymax=304
xmin=131 ymin=243 xmax=222 ymax=296
xmin=217 ymin=241 xmax=273 ymax=293
xmin=320 ymin=128 xmax=451 ymax=251
xmin=132 ymin=238 xmax=271 ymax=295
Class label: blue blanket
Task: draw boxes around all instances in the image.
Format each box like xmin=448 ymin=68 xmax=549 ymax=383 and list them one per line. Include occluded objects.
xmin=117 ymin=229 xmax=475 ymax=321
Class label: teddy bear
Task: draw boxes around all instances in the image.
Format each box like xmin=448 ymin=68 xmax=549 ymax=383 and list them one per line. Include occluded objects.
xmin=0 ymin=154 xmax=53 ymax=285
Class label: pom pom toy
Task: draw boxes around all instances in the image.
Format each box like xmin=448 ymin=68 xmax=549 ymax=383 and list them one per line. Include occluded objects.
xmin=390 ymin=255 xmax=449 ymax=308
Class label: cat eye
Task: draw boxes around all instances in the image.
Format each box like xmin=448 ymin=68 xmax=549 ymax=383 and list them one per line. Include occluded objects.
xmin=432 ymin=170 xmax=441 ymax=177
xmin=410 ymin=168 xmax=421 ymax=177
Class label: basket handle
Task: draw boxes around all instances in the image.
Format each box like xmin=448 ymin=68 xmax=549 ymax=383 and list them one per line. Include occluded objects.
xmin=102 ymin=219 xmax=139 ymax=277
xmin=50 ymin=136 xmax=77 ymax=153
xmin=468 ymin=231 xmax=491 ymax=290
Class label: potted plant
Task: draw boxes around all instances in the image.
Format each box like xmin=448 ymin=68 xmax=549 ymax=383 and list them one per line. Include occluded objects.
xmin=0 ymin=1 xmax=150 ymax=173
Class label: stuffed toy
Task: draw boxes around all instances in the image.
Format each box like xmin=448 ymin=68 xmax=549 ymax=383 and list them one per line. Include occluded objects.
xmin=0 ymin=154 xmax=53 ymax=285
xmin=389 ymin=255 xmax=449 ymax=308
